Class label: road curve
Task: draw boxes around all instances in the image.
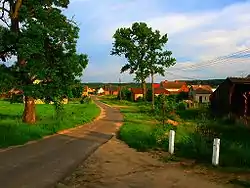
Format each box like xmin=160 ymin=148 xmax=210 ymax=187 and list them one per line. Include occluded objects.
xmin=0 ymin=98 xmax=122 ymax=188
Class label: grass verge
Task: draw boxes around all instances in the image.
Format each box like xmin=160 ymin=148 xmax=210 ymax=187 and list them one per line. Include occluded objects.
xmin=0 ymin=100 xmax=100 ymax=148
xmin=100 ymin=95 xmax=250 ymax=171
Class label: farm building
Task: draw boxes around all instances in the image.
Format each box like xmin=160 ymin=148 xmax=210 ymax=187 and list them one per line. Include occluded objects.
xmin=131 ymin=88 xmax=144 ymax=101
xmin=104 ymin=85 xmax=119 ymax=95
xmin=131 ymin=87 xmax=170 ymax=101
xmin=154 ymin=88 xmax=170 ymax=96
xmin=210 ymin=77 xmax=250 ymax=117
xmin=160 ymin=80 xmax=189 ymax=94
xmin=189 ymin=85 xmax=213 ymax=103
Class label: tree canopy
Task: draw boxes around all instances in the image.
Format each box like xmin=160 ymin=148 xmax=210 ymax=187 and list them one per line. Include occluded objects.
xmin=111 ymin=22 xmax=176 ymax=106
xmin=0 ymin=0 xmax=88 ymax=123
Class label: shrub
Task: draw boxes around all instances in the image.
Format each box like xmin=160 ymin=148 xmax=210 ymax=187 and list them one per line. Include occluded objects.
xmin=80 ymin=96 xmax=92 ymax=104
xmin=5 ymin=95 xmax=23 ymax=104
xmin=155 ymin=94 xmax=177 ymax=125
xmin=117 ymin=88 xmax=132 ymax=101
xmin=177 ymin=101 xmax=187 ymax=111
xmin=146 ymin=89 xmax=152 ymax=102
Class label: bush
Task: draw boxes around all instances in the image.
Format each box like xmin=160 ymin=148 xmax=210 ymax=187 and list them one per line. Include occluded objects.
xmin=80 ymin=96 xmax=92 ymax=104
xmin=155 ymin=94 xmax=178 ymax=125
xmin=5 ymin=95 xmax=23 ymax=104
xmin=146 ymin=89 xmax=152 ymax=102
xmin=117 ymin=88 xmax=132 ymax=101
xmin=177 ymin=101 xmax=187 ymax=111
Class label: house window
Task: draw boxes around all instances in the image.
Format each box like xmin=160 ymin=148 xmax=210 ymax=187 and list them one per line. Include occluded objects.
xmin=205 ymin=96 xmax=207 ymax=100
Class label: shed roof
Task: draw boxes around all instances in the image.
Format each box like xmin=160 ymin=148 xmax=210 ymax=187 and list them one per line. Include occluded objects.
xmin=154 ymin=88 xmax=170 ymax=95
xmin=191 ymin=85 xmax=213 ymax=94
xmin=228 ymin=77 xmax=250 ymax=84
xmin=161 ymin=80 xmax=186 ymax=89
xmin=195 ymin=88 xmax=213 ymax=94
xmin=131 ymin=88 xmax=143 ymax=94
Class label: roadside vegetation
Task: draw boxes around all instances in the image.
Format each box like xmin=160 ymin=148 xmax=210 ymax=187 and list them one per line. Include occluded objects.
xmin=0 ymin=98 xmax=100 ymax=148
xmin=100 ymin=94 xmax=250 ymax=170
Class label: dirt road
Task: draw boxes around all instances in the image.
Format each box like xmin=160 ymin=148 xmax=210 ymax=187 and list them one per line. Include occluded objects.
xmin=59 ymin=137 xmax=237 ymax=188
xmin=0 ymin=99 xmax=122 ymax=188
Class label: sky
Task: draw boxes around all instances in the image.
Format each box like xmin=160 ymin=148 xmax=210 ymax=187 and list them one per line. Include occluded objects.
xmin=65 ymin=0 xmax=250 ymax=83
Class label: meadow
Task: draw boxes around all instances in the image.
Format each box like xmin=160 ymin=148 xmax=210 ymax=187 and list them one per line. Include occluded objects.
xmin=0 ymin=99 xmax=100 ymax=148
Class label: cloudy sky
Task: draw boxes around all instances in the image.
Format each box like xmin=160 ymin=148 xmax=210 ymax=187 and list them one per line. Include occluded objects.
xmin=65 ymin=0 xmax=250 ymax=83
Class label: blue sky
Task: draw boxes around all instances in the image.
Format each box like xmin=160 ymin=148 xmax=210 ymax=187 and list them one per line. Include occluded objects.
xmin=65 ymin=0 xmax=250 ymax=82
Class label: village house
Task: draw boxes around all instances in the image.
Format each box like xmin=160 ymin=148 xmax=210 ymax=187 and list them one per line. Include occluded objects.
xmin=96 ymin=87 xmax=105 ymax=95
xmin=189 ymin=85 xmax=213 ymax=103
xmin=131 ymin=88 xmax=143 ymax=101
xmin=131 ymin=87 xmax=170 ymax=101
xmin=154 ymin=88 xmax=170 ymax=96
xmin=104 ymin=85 xmax=119 ymax=95
xmin=160 ymin=80 xmax=189 ymax=94
xmin=82 ymin=86 xmax=96 ymax=96
xmin=210 ymin=77 xmax=250 ymax=117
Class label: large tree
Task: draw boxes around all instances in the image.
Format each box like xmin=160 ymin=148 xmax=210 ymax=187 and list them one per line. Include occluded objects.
xmin=111 ymin=22 xmax=151 ymax=100
xmin=0 ymin=0 xmax=88 ymax=123
xmin=111 ymin=22 xmax=175 ymax=104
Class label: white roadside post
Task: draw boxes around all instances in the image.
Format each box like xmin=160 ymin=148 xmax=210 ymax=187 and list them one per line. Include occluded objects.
xmin=212 ymin=138 xmax=220 ymax=166
xmin=169 ymin=130 xmax=175 ymax=155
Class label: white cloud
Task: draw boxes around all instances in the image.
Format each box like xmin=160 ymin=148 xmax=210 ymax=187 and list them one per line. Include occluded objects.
xmin=79 ymin=0 xmax=250 ymax=82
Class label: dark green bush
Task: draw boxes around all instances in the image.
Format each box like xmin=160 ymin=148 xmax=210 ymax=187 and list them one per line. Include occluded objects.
xmin=80 ymin=96 xmax=92 ymax=104
xmin=117 ymin=88 xmax=132 ymax=101
xmin=5 ymin=95 xmax=23 ymax=104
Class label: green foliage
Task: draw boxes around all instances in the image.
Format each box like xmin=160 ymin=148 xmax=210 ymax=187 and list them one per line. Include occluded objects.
xmin=53 ymin=100 xmax=65 ymax=120
xmin=176 ymin=92 xmax=189 ymax=102
xmin=146 ymin=89 xmax=152 ymax=102
xmin=111 ymin=22 xmax=176 ymax=102
xmin=102 ymin=96 xmax=250 ymax=169
xmin=0 ymin=0 xmax=88 ymax=103
xmin=67 ymin=90 xmax=74 ymax=99
xmin=80 ymin=96 xmax=92 ymax=104
xmin=71 ymin=84 xmax=83 ymax=98
xmin=155 ymin=94 xmax=177 ymax=125
xmin=117 ymin=88 xmax=132 ymax=101
xmin=3 ymin=94 xmax=24 ymax=104
xmin=0 ymin=100 xmax=100 ymax=148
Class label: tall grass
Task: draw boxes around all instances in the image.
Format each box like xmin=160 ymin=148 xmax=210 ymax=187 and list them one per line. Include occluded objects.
xmin=0 ymin=100 xmax=100 ymax=148
xmin=101 ymin=95 xmax=250 ymax=169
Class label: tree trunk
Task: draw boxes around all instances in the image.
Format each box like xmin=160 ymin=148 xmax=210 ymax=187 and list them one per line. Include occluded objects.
xmin=142 ymin=80 xmax=147 ymax=101
xmin=22 ymin=96 xmax=36 ymax=124
xmin=151 ymin=72 xmax=155 ymax=110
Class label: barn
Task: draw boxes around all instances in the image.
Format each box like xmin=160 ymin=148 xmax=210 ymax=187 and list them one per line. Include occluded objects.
xmin=210 ymin=77 xmax=250 ymax=117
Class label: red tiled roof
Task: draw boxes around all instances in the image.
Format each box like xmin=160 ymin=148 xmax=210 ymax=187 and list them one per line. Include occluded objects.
xmin=161 ymin=80 xmax=186 ymax=89
xmin=153 ymin=83 xmax=160 ymax=88
xmin=154 ymin=88 xmax=170 ymax=95
xmin=131 ymin=88 xmax=143 ymax=94
xmin=191 ymin=85 xmax=212 ymax=94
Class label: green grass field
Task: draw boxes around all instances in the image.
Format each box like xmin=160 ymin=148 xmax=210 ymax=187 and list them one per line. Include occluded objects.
xmin=0 ymin=100 xmax=100 ymax=148
xmin=100 ymin=96 xmax=250 ymax=170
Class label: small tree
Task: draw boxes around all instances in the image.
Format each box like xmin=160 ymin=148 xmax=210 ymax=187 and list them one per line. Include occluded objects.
xmin=155 ymin=95 xmax=177 ymax=125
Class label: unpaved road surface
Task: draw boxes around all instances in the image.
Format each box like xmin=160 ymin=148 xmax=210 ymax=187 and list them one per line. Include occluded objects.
xmin=59 ymin=137 xmax=236 ymax=188
xmin=0 ymin=99 xmax=122 ymax=188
